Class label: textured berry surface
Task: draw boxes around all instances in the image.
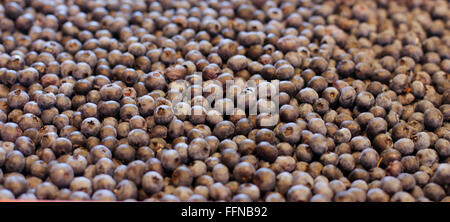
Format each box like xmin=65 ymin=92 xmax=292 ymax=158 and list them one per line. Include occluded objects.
xmin=0 ymin=0 xmax=449 ymax=202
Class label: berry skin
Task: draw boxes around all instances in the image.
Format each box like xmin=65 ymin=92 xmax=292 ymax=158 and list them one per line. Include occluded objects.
xmin=287 ymin=184 xmax=312 ymax=202
xmin=366 ymin=117 xmax=388 ymax=138
xmin=424 ymin=108 xmax=443 ymax=130
xmin=0 ymin=0 xmax=448 ymax=203
xmin=309 ymin=133 xmax=328 ymax=155
xmin=339 ymin=86 xmax=356 ymax=108
xmin=142 ymin=171 xmax=163 ymax=195
xmin=49 ymin=163 xmax=74 ymax=188
xmin=253 ymin=168 xmax=276 ymax=192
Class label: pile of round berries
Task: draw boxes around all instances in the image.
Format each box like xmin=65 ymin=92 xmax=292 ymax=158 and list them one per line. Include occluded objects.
xmin=0 ymin=0 xmax=449 ymax=202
